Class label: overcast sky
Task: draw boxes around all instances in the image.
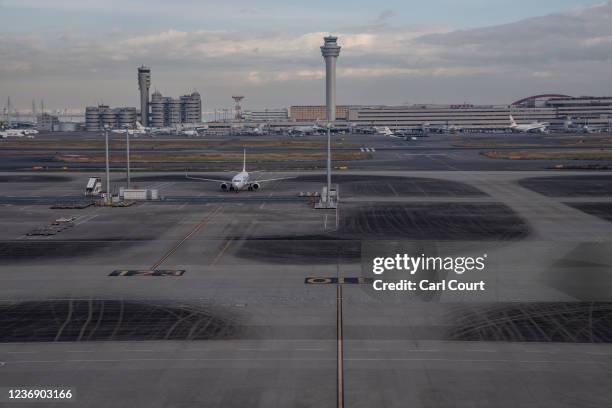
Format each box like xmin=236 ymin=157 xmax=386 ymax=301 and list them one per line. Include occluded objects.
xmin=1 ymin=0 xmax=610 ymax=111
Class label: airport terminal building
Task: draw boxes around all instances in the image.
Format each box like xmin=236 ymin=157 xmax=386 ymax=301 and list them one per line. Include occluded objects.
xmin=346 ymin=96 xmax=612 ymax=131
xmin=288 ymin=105 xmax=355 ymax=121
xmin=243 ymin=109 xmax=289 ymax=122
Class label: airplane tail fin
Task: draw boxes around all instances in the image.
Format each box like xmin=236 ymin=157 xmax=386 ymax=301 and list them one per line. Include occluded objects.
xmin=135 ymin=121 xmax=144 ymax=130
xmin=242 ymin=149 xmax=246 ymax=172
xmin=509 ymin=115 xmax=517 ymax=126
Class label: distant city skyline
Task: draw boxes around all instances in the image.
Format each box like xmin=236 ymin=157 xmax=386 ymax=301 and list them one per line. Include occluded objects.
xmin=0 ymin=0 xmax=610 ymax=111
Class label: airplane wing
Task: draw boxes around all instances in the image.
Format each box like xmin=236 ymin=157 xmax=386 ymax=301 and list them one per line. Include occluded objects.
xmin=253 ymin=176 xmax=296 ymax=183
xmin=185 ymin=174 xmax=231 ymax=183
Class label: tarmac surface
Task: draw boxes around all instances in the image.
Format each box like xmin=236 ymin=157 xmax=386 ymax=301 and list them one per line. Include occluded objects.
xmin=0 ymin=131 xmax=611 ymax=407
xmin=1 ymin=130 xmax=611 ymax=172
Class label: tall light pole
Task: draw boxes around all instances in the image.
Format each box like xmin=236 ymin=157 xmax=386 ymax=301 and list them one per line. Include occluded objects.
xmin=104 ymin=126 xmax=111 ymax=204
xmin=126 ymin=128 xmax=131 ymax=189
xmin=321 ymin=36 xmax=341 ymax=208
xmin=327 ymin=125 xmax=332 ymax=207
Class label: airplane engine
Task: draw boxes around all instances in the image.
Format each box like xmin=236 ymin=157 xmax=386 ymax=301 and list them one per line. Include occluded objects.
xmin=251 ymin=183 xmax=260 ymax=191
xmin=220 ymin=183 xmax=229 ymax=191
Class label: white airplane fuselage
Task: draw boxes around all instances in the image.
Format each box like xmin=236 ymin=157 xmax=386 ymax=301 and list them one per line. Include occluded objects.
xmin=374 ymin=126 xmax=394 ymax=136
xmin=511 ymin=123 xmax=548 ymax=132
xmin=1 ymin=129 xmax=25 ymax=137
xmin=231 ymin=171 xmax=250 ymax=191
xmin=221 ymin=171 xmax=260 ymax=192
xmin=509 ymin=115 xmax=548 ymax=133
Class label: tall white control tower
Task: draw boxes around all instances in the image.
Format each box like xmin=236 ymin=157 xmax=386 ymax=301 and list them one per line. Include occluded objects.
xmin=320 ymin=36 xmax=341 ymax=122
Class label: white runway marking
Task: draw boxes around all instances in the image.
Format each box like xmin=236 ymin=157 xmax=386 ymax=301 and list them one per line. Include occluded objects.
xmin=4 ymin=351 xmax=37 ymax=354
xmin=75 ymin=214 xmax=98 ymax=226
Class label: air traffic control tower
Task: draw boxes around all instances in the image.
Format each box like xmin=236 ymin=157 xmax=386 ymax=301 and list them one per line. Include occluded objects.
xmin=321 ymin=36 xmax=341 ymax=122
xmin=138 ymin=66 xmax=151 ymax=126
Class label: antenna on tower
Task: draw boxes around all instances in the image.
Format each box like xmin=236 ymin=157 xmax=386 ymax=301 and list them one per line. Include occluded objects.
xmin=232 ymin=96 xmax=244 ymax=121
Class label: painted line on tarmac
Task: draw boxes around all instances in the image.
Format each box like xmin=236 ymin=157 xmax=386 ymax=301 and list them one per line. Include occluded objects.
xmin=150 ymin=206 xmax=221 ymax=270
xmin=212 ymin=239 xmax=233 ymax=265
xmin=3 ymin=351 xmax=37 ymax=354
xmin=336 ymin=284 xmax=344 ymax=408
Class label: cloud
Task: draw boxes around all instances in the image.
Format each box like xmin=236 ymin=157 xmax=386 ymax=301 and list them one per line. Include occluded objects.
xmin=1 ymin=2 xmax=612 ymax=108
xmin=376 ymin=9 xmax=398 ymax=23
xmin=0 ymin=61 xmax=32 ymax=73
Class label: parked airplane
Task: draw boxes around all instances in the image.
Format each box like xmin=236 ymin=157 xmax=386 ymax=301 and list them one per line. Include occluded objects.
xmin=289 ymin=121 xmax=322 ymax=136
xmin=181 ymin=129 xmax=198 ymax=136
xmin=112 ymin=122 xmax=147 ymax=135
xmin=374 ymin=126 xmax=395 ymax=137
xmin=439 ymin=124 xmax=463 ymax=133
xmin=509 ymin=115 xmax=548 ymax=133
xmin=0 ymin=129 xmax=27 ymax=138
xmin=185 ymin=150 xmax=294 ymax=192
xmin=239 ymin=124 xmax=267 ymax=136
xmin=374 ymin=126 xmax=410 ymax=139
xmin=579 ymin=118 xmax=610 ymax=133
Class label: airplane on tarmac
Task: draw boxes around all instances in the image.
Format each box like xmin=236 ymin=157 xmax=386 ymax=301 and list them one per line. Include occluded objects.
xmin=111 ymin=122 xmax=147 ymax=135
xmin=288 ymin=121 xmax=323 ymax=136
xmin=0 ymin=128 xmax=37 ymax=138
xmin=509 ymin=115 xmax=549 ymax=133
xmin=185 ymin=150 xmax=294 ymax=192
xmin=374 ymin=126 xmax=410 ymax=139
xmin=178 ymin=124 xmax=209 ymax=136
xmin=374 ymin=126 xmax=395 ymax=136
xmin=239 ymin=123 xmax=267 ymax=136
xmin=181 ymin=129 xmax=198 ymax=136
xmin=579 ymin=118 xmax=610 ymax=133
xmin=0 ymin=129 xmax=23 ymax=138
xmin=115 ymin=123 xmax=206 ymax=136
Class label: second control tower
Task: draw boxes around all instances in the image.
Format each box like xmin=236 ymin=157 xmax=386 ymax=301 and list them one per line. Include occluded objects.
xmin=320 ymin=36 xmax=341 ymax=123
xmin=137 ymin=66 xmax=151 ymax=126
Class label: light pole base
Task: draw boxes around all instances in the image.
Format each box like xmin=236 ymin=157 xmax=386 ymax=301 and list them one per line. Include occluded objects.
xmin=314 ymin=184 xmax=339 ymax=209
